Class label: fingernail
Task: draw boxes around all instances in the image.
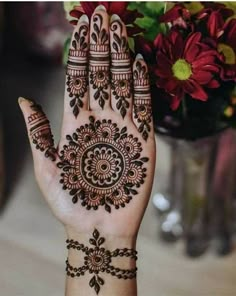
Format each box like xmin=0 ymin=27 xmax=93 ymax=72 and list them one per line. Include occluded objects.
xmin=79 ymin=14 xmax=89 ymax=24
xmin=135 ymin=53 xmax=144 ymax=60
xmin=95 ymin=5 xmax=106 ymax=12
xmin=18 ymin=97 xmax=33 ymax=105
xmin=110 ymin=14 xmax=120 ymax=22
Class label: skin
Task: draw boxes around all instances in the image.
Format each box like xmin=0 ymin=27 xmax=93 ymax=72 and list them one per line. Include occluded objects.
xmin=19 ymin=5 xmax=156 ymax=296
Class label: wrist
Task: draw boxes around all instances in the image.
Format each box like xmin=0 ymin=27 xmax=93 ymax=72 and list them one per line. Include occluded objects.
xmin=65 ymin=228 xmax=137 ymax=295
xmin=66 ymin=227 xmax=137 ymax=251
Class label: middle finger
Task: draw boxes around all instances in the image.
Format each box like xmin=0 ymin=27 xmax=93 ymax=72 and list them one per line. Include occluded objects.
xmin=89 ymin=5 xmax=110 ymax=111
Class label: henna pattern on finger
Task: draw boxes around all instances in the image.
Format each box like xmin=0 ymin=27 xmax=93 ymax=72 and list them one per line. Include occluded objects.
xmin=67 ymin=24 xmax=89 ymax=117
xmin=89 ymin=13 xmax=110 ymax=109
xmin=28 ymin=103 xmax=56 ymax=161
xmin=133 ymin=61 xmax=152 ymax=141
xmin=57 ymin=116 xmax=148 ymax=212
xmin=111 ymin=20 xmax=132 ymax=118
xmin=66 ymin=229 xmax=137 ymax=294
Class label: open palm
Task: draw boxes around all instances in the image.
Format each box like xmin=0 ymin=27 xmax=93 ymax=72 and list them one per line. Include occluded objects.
xmin=19 ymin=7 xmax=156 ymax=239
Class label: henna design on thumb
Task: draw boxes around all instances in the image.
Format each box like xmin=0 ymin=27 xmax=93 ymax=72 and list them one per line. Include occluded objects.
xmin=27 ymin=101 xmax=57 ymax=161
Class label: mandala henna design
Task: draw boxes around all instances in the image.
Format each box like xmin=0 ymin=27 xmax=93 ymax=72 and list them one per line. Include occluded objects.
xmin=57 ymin=116 xmax=148 ymax=212
xmin=66 ymin=229 xmax=137 ymax=294
xmin=133 ymin=61 xmax=152 ymax=141
xmin=89 ymin=13 xmax=109 ymax=109
xmin=111 ymin=19 xmax=132 ymax=118
xmin=67 ymin=24 xmax=89 ymax=117
xmin=28 ymin=103 xmax=56 ymax=161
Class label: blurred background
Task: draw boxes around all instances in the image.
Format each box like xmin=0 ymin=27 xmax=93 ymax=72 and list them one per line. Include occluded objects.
xmin=0 ymin=2 xmax=236 ymax=296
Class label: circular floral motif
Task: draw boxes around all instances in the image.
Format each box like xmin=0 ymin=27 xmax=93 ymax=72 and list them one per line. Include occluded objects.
xmin=83 ymin=192 xmax=103 ymax=208
xmin=83 ymin=145 xmax=123 ymax=188
xmin=96 ymin=121 xmax=118 ymax=139
xmin=85 ymin=249 xmax=111 ymax=273
xmin=57 ymin=117 xmax=148 ymax=212
xmin=35 ymin=133 xmax=53 ymax=151
xmin=135 ymin=105 xmax=151 ymax=122
xmin=118 ymin=135 xmax=142 ymax=158
xmin=62 ymin=169 xmax=80 ymax=190
xmin=77 ymin=126 xmax=95 ymax=143
xmin=127 ymin=164 xmax=144 ymax=185
xmin=112 ymin=79 xmax=131 ymax=98
xmin=90 ymin=71 xmax=109 ymax=89
xmin=67 ymin=76 xmax=87 ymax=96
xmin=109 ymin=188 xmax=130 ymax=208
xmin=62 ymin=145 xmax=79 ymax=165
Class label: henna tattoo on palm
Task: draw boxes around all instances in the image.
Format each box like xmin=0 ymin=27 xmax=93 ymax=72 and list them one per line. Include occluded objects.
xmin=57 ymin=116 xmax=148 ymax=212
xmin=89 ymin=13 xmax=109 ymax=109
xmin=67 ymin=24 xmax=89 ymax=117
xmin=133 ymin=61 xmax=152 ymax=141
xmin=66 ymin=229 xmax=137 ymax=294
xmin=28 ymin=103 xmax=56 ymax=161
xmin=111 ymin=20 xmax=132 ymax=118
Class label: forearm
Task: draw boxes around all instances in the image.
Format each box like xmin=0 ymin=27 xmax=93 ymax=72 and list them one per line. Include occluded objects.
xmin=65 ymin=228 xmax=138 ymax=296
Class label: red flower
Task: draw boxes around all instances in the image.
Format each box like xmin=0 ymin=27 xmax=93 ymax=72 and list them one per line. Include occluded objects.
xmin=154 ymin=30 xmax=220 ymax=110
xmin=206 ymin=11 xmax=236 ymax=81
xmin=70 ymin=2 xmax=144 ymax=37
xmin=159 ymin=4 xmax=191 ymax=30
xmin=197 ymin=2 xmax=234 ymax=21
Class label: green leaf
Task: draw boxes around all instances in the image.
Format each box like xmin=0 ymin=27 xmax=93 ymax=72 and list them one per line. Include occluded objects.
xmin=63 ymin=2 xmax=79 ymax=21
xmin=146 ymin=2 xmax=165 ymax=14
xmin=128 ymin=37 xmax=135 ymax=53
xmin=63 ymin=37 xmax=71 ymax=66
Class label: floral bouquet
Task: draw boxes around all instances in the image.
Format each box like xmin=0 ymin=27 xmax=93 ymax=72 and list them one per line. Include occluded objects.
xmin=64 ymin=2 xmax=236 ymax=140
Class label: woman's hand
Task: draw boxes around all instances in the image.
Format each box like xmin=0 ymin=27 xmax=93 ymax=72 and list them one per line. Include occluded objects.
xmin=19 ymin=5 xmax=156 ymax=295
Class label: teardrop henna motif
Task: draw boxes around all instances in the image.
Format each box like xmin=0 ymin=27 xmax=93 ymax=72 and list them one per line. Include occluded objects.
xmin=57 ymin=116 xmax=148 ymax=212
xmin=66 ymin=229 xmax=137 ymax=294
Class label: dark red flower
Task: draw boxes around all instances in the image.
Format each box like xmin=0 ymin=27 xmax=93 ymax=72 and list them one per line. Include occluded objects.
xmin=159 ymin=4 xmax=191 ymax=30
xmin=70 ymin=2 xmax=144 ymax=37
xmin=197 ymin=2 xmax=234 ymax=21
xmin=205 ymin=11 xmax=236 ymax=81
xmin=154 ymin=30 xmax=220 ymax=110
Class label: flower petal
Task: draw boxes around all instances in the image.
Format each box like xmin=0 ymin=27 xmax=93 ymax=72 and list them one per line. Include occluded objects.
xmin=109 ymin=2 xmax=128 ymax=15
xmin=192 ymin=71 xmax=213 ymax=84
xmin=170 ymin=92 xmax=182 ymax=110
xmin=184 ymin=32 xmax=202 ymax=56
xmin=183 ymin=80 xmax=208 ymax=100
xmin=207 ymin=11 xmax=224 ymax=38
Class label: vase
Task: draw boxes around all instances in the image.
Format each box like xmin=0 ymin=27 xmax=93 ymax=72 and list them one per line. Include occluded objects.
xmin=0 ymin=118 xmax=4 ymax=208
xmin=153 ymin=132 xmax=231 ymax=256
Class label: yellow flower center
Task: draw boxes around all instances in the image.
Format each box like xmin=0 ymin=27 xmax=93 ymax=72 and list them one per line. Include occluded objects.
xmin=217 ymin=43 xmax=236 ymax=65
xmin=184 ymin=3 xmax=204 ymax=15
xmin=224 ymin=106 xmax=234 ymax=117
xmin=172 ymin=59 xmax=192 ymax=80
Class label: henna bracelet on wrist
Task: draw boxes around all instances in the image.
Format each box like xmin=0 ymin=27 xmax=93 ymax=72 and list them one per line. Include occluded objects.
xmin=65 ymin=229 xmax=138 ymax=294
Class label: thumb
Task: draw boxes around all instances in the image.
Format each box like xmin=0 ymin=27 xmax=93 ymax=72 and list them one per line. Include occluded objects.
xmin=18 ymin=97 xmax=57 ymax=163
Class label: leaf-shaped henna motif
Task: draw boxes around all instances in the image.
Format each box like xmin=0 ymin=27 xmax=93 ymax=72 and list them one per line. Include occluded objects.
xmin=66 ymin=229 xmax=137 ymax=294
xmin=67 ymin=24 xmax=89 ymax=117
xmin=57 ymin=116 xmax=148 ymax=212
